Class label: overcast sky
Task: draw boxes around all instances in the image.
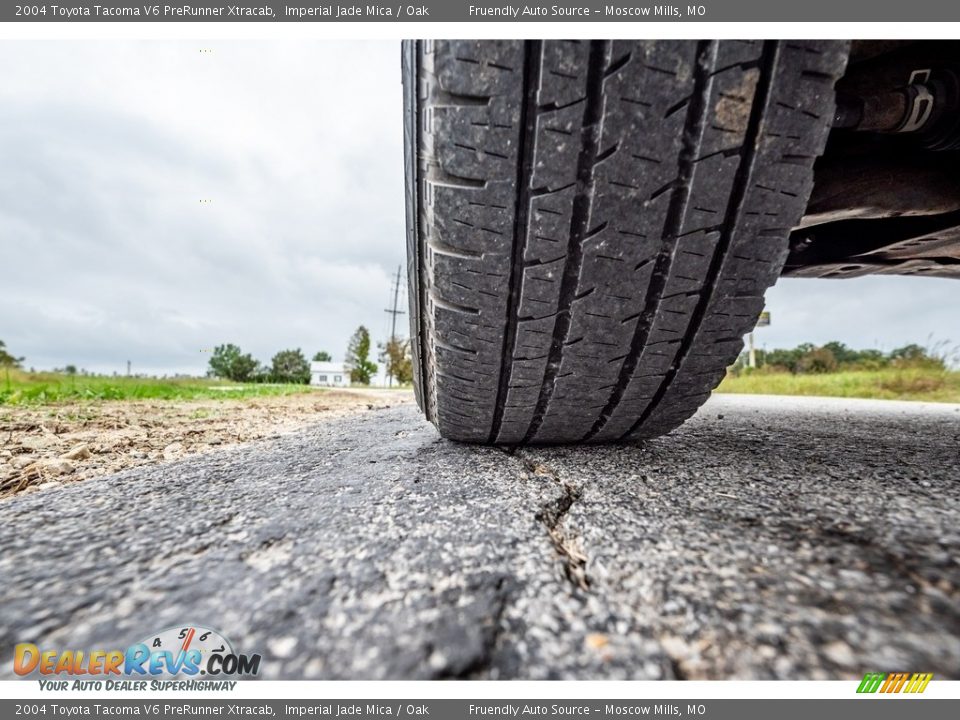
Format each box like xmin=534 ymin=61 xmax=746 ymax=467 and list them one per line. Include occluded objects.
xmin=1 ymin=41 xmax=957 ymax=376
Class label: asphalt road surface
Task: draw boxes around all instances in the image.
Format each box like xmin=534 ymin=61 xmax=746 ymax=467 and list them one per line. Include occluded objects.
xmin=2 ymin=395 xmax=958 ymax=680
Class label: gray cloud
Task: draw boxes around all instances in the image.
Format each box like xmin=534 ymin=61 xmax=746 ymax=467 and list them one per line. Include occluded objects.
xmin=0 ymin=41 xmax=957 ymax=376
xmin=1 ymin=40 xmax=405 ymax=375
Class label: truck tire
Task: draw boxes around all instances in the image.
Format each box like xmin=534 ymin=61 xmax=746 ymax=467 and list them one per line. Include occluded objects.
xmin=402 ymin=40 xmax=848 ymax=444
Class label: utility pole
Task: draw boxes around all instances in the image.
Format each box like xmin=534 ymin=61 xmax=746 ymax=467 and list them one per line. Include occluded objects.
xmin=749 ymin=310 xmax=771 ymax=369
xmin=127 ymin=360 xmax=131 ymax=377
xmin=384 ymin=265 xmax=405 ymax=387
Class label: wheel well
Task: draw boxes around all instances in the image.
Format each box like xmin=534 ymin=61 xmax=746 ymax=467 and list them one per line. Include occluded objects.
xmin=786 ymin=41 xmax=960 ymax=279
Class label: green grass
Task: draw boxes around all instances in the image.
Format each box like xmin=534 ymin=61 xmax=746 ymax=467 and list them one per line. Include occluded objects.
xmin=717 ymin=367 xmax=960 ymax=403
xmin=9 ymin=367 xmax=954 ymax=406
xmin=0 ymin=369 xmax=323 ymax=406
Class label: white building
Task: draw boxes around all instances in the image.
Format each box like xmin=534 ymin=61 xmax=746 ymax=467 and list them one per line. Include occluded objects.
xmin=310 ymin=361 xmax=351 ymax=387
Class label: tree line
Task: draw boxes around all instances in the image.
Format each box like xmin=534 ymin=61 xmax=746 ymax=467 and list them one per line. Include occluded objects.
xmin=733 ymin=341 xmax=950 ymax=375
xmin=207 ymin=325 xmax=414 ymax=386
xmin=2 ymin=332 xmax=414 ymax=387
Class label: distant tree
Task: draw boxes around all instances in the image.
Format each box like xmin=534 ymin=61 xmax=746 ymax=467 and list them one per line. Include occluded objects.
xmin=208 ymin=343 xmax=240 ymax=378
xmin=271 ymin=348 xmax=311 ymax=384
xmin=822 ymin=341 xmax=860 ymax=366
xmin=380 ymin=337 xmax=413 ymax=385
xmin=764 ymin=347 xmax=804 ymax=373
xmin=848 ymin=348 xmax=889 ymax=371
xmin=251 ymin=362 xmax=273 ymax=384
xmin=0 ymin=340 xmax=23 ymax=368
xmin=859 ymin=349 xmax=886 ymax=362
xmin=889 ymin=343 xmax=927 ymax=361
xmin=890 ymin=343 xmax=943 ymax=370
xmin=796 ymin=346 xmax=838 ymax=374
xmin=208 ymin=343 xmax=259 ymax=382
xmin=345 ymin=326 xmax=378 ymax=385
xmin=312 ymin=350 xmax=332 ymax=362
xmin=64 ymin=365 xmax=78 ymax=376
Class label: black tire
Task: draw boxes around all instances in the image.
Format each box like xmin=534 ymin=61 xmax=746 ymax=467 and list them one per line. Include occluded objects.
xmin=403 ymin=40 xmax=848 ymax=444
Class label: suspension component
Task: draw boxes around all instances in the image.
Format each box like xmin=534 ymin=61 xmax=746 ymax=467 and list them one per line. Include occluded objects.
xmin=833 ymin=66 xmax=960 ymax=150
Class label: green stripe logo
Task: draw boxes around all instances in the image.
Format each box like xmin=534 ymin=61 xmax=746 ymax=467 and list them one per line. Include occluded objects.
xmin=857 ymin=672 xmax=886 ymax=693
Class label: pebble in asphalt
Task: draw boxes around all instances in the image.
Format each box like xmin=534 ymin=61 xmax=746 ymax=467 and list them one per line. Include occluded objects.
xmin=1 ymin=394 xmax=958 ymax=679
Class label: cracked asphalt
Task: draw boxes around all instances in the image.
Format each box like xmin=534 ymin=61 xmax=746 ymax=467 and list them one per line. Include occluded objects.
xmin=2 ymin=394 xmax=959 ymax=680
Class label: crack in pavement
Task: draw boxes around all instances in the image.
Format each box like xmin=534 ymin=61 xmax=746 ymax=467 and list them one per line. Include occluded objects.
xmin=508 ymin=450 xmax=591 ymax=591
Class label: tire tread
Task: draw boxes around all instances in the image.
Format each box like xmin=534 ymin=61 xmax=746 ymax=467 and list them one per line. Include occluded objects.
xmin=404 ymin=39 xmax=848 ymax=444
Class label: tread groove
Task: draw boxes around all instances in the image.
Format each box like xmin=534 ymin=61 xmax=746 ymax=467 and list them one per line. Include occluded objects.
xmin=522 ymin=40 xmax=610 ymax=444
xmin=584 ymin=40 xmax=718 ymax=442
xmin=621 ymin=41 xmax=779 ymax=440
xmin=488 ymin=41 xmax=542 ymax=444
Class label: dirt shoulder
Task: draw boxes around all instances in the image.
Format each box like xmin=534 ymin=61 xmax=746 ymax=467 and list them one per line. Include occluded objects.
xmin=0 ymin=388 xmax=414 ymax=500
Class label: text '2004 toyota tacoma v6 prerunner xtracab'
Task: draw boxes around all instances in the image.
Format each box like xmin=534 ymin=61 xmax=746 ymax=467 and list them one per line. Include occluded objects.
xmin=402 ymin=40 xmax=960 ymax=444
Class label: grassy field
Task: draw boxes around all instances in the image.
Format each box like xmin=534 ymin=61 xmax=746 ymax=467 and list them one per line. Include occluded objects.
xmin=5 ymin=366 xmax=957 ymax=406
xmin=717 ymin=366 xmax=960 ymax=403
xmin=0 ymin=368 xmax=324 ymax=406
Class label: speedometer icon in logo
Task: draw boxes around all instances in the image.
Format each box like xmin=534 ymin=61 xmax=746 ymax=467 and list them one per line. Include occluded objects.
xmin=133 ymin=625 xmax=234 ymax=678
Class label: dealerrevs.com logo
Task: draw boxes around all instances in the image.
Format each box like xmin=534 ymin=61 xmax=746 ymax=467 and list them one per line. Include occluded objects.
xmin=14 ymin=625 xmax=260 ymax=690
